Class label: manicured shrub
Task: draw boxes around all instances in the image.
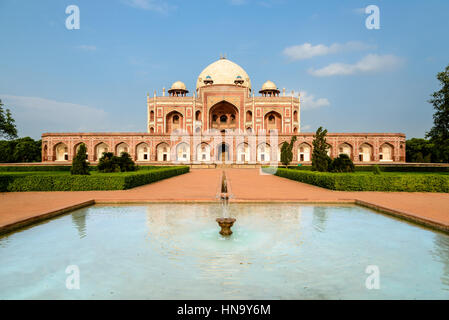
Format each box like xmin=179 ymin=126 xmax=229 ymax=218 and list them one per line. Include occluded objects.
xmin=0 ymin=166 xmax=189 ymax=192
xmin=372 ymin=165 xmax=382 ymax=175
xmin=71 ymin=144 xmax=90 ymax=175
xmin=97 ymin=152 xmax=137 ymax=173
xmin=97 ymin=152 xmax=121 ymax=173
xmin=118 ymin=152 xmax=137 ymax=172
xmin=330 ymin=154 xmax=355 ymax=173
xmin=265 ymin=168 xmax=449 ymax=193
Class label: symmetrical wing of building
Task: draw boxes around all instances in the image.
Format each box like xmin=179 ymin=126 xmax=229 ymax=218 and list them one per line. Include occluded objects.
xmin=42 ymin=58 xmax=406 ymax=165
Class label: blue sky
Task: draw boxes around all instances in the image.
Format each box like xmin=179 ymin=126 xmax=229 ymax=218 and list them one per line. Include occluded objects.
xmin=0 ymin=0 xmax=448 ymax=139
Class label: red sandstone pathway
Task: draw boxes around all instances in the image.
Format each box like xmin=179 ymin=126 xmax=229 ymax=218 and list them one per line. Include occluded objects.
xmin=1 ymin=168 xmax=449 ymax=234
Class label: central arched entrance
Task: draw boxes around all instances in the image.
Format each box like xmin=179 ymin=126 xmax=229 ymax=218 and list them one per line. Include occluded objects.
xmin=209 ymin=101 xmax=239 ymax=131
xmin=217 ymin=143 xmax=230 ymax=161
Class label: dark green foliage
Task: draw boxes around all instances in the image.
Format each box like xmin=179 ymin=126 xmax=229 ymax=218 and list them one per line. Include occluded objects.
xmin=406 ymin=138 xmax=435 ymax=163
xmin=329 ymin=154 xmax=355 ymax=173
xmin=426 ymin=64 xmax=449 ymax=163
xmin=0 ymin=166 xmax=189 ymax=192
xmin=265 ymin=168 xmax=449 ymax=193
xmin=311 ymin=127 xmax=331 ymax=172
xmin=373 ymin=165 xmax=382 ymax=175
xmin=0 ymin=99 xmax=18 ymax=140
xmin=0 ymin=137 xmax=41 ymax=163
xmin=97 ymin=152 xmax=120 ymax=173
xmin=286 ymin=165 xmax=449 ymax=172
xmin=119 ymin=152 xmax=137 ymax=172
xmin=97 ymin=152 xmax=137 ymax=173
xmin=71 ymin=144 xmax=90 ymax=175
xmin=280 ymin=136 xmax=297 ymax=167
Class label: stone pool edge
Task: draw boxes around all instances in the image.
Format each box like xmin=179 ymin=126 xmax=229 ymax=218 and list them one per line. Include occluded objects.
xmin=1 ymin=198 xmax=448 ymax=236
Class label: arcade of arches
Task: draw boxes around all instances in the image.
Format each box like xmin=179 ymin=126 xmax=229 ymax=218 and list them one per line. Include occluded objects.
xmin=42 ymin=57 xmax=405 ymax=163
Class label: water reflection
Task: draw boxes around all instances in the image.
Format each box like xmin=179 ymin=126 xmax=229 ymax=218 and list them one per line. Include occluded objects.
xmin=432 ymin=233 xmax=449 ymax=289
xmin=312 ymin=206 xmax=329 ymax=233
xmin=2 ymin=203 xmax=449 ymax=299
xmin=71 ymin=210 xmax=88 ymax=239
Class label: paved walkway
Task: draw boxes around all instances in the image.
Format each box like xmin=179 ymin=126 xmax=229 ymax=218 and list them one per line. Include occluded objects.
xmin=1 ymin=168 xmax=449 ymax=234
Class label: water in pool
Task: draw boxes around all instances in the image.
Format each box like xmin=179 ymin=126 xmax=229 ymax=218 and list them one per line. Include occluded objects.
xmin=0 ymin=203 xmax=448 ymax=299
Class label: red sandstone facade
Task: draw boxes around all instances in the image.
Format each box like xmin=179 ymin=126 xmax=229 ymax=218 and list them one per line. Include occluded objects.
xmin=41 ymin=58 xmax=406 ymax=165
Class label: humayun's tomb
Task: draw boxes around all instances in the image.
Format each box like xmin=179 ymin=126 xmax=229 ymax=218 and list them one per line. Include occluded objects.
xmin=41 ymin=57 xmax=406 ymax=165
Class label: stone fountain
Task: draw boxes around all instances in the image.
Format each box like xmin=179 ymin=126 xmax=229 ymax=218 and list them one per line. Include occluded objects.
xmin=216 ymin=217 xmax=236 ymax=236
xmin=216 ymin=171 xmax=236 ymax=236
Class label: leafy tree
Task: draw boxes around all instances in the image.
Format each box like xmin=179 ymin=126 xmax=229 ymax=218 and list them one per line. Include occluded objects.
xmin=406 ymin=138 xmax=434 ymax=162
xmin=0 ymin=99 xmax=18 ymax=140
xmin=426 ymin=64 xmax=449 ymax=163
xmin=71 ymin=143 xmax=90 ymax=175
xmin=0 ymin=137 xmax=41 ymax=163
xmin=280 ymin=136 xmax=297 ymax=167
xmin=329 ymin=154 xmax=355 ymax=173
xmin=311 ymin=127 xmax=331 ymax=172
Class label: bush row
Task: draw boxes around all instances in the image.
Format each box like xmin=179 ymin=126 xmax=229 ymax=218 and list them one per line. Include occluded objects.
xmin=285 ymin=165 xmax=449 ymax=173
xmin=266 ymin=168 xmax=449 ymax=192
xmin=0 ymin=166 xmax=189 ymax=192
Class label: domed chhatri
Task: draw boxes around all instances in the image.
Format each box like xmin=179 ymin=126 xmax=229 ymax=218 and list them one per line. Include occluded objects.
xmin=168 ymin=81 xmax=188 ymax=97
xmin=260 ymin=80 xmax=280 ymax=97
xmin=196 ymin=58 xmax=251 ymax=91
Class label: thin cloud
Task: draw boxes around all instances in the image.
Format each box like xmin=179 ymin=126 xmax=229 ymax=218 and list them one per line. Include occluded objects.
xmin=0 ymin=94 xmax=110 ymax=138
xmin=122 ymin=0 xmax=176 ymax=14
xmin=290 ymin=90 xmax=330 ymax=110
xmin=283 ymin=41 xmax=375 ymax=61
xmin=308 ymin=54 xmax=404 ymax=77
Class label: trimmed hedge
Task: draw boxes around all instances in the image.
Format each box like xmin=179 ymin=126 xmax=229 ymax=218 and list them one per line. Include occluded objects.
xmin=0 ymin=165 xmax=73 ymax=172
xmin=0 ymin=166 xmax=189 ymax=192
xmin=286 ymin=165 xmax=449 ymax=173
xmin=265 ymin=167 xmax=449 ymax=192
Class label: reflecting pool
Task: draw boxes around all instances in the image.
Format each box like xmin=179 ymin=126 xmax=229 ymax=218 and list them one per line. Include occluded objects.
xmin=1 ymin=203 xmax=448 ymax=299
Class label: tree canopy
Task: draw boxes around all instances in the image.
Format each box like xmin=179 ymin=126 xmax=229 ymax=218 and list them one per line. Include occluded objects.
xmin=426 ymin=64 xmax=449 ymax=163
xmin=280 ymin=135 xmax=297 ymax=167
xmin=311 ymin=127 xmax=331 ymax=172
xmin=0 ymin=99 xmax=18 ymax=140
xmin=71 ymin=143 xmax=90 ymax=175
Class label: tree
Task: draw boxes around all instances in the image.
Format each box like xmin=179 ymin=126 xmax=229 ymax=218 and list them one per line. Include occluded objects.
xmin=311 ymin=127 xmax=331 ymax=172
xmin=280 ymin=136 xmax=297 ymax=167
xmin=329 ymin=154 xmax=355 ymax=173
xmin=426 ymin=64 xmax=449 ymax=163
xmin=0 ymin=99 xmax=18 ymax=140
xmin=0 ymin=137 xmax=41 ymax=163
xmin=71 ymin=143 xmax=90 ymax=175
xmin=406 ymin=138 xmax=434 ymax=162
